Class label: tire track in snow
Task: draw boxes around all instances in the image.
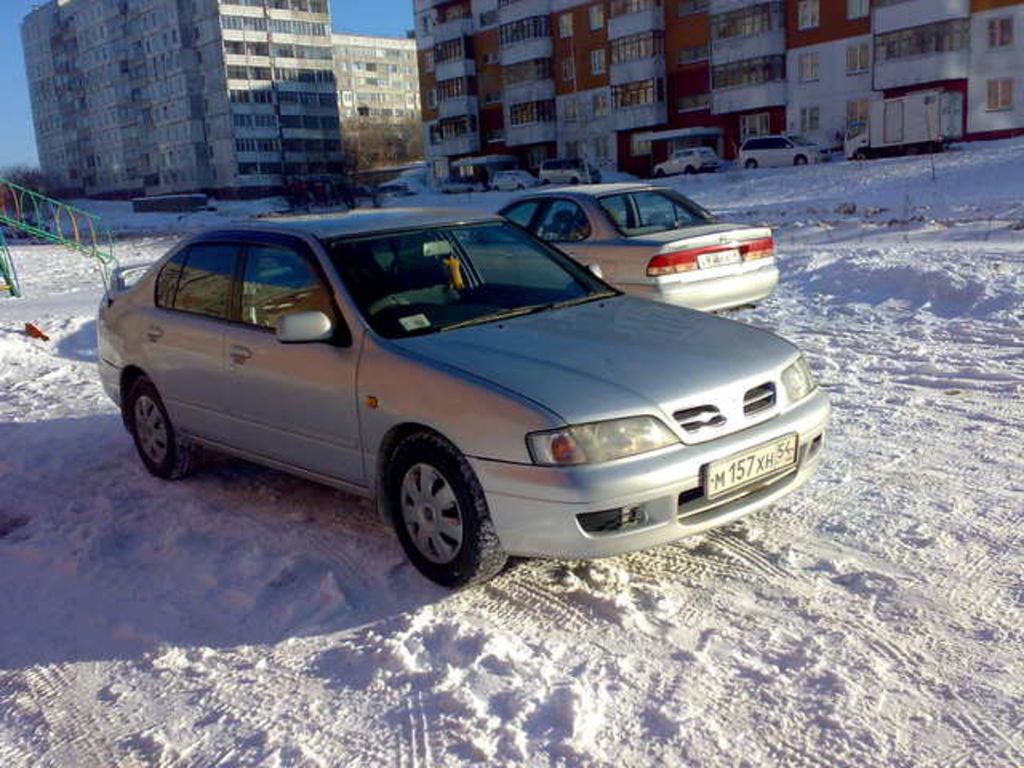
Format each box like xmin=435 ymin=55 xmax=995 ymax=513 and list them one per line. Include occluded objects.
xmin=21 ymin=665 xmax=122 ymax=768
xmin=396 ymin=690 xmax=434 ymax=768
xmin=704 ymin=528 xmax=795 ymax=582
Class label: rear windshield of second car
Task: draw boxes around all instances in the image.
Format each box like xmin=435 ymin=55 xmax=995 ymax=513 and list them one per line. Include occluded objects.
xmin=598 ymin=190 xmax=714 ymax=236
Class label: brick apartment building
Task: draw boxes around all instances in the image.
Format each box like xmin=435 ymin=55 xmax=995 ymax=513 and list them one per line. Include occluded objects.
xmin=413 ymin=0 xmax=1024 ymax=179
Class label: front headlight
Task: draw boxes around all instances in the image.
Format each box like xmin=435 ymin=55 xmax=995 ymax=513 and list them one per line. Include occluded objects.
xmin=782 ymin=356 xmax=816 ymax=403
xmin=527 ymin=416 xmax=679 ymax=466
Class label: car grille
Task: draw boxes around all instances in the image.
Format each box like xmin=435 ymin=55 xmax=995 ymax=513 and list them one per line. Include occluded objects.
xmin=743 ymin=382 xmax=776 ymax=416
xmin=674 ymin=405 xmax=726 ymax=433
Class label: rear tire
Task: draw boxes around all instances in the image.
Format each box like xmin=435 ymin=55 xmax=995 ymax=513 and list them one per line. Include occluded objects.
xmin=386 ymin=432 xmax=508 ymax=587
xmin=125 ymin=376 xmax=197 ymax=480
xmin=683 ymin=166 xmax=696 ymax=175
xmin=794 ymin=155 xmax=808 ymax=166
xmin=745 ymin=159 xmax=758 ymax=169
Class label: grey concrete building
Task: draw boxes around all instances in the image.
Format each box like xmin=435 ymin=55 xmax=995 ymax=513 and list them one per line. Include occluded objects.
xmin=333 ymin=33 xmax=421 ymax=124
xmin=22 ymin=0 xmax=344 ymax=198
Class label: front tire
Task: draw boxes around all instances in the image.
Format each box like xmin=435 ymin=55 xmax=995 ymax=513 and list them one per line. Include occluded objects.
xmin=683 ymin=166 xmax=696 ymax=175
xmin=386 ymin=432 xmax=508 ymax=587
xmin=745 ymin=159 xmax=758 ymax=169
xmin=125 ymin=376 xmax=196 ymax=480
xmin=794 ymin=155 xmax=808 ymax=166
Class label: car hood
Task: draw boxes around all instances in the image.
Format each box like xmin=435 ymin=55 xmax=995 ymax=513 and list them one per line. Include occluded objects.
xmin=393 ymin=296 xmax=797 ymax=426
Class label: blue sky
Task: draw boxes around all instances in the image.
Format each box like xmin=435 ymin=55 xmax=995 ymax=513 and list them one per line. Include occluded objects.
xmin=0 ymin=0 xmax=415 ymax=169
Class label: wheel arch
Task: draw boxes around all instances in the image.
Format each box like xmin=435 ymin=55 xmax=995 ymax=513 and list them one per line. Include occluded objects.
xmin=119 ymin=365 xmax=149 ymax=425
xmin=374 ymin=421 xmax=460 ymax=522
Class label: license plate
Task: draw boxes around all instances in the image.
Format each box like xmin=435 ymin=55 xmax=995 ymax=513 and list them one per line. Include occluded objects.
xmin=704 ymin=434 xmax=798 ymax=499
xmin=698 ymin=249 xmax=740 ymax=269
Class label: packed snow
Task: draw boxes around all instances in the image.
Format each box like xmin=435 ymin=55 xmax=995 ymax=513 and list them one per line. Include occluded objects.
xmin=1 ymin=140 xmax=1022 ymax=767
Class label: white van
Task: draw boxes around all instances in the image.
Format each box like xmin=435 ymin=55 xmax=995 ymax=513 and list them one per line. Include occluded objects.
xmin=738 ymin=135 xmax=829 ymax=169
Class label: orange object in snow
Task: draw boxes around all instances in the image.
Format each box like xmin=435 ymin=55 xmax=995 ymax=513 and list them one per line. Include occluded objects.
xmin=24 ymin=322 xmax=50 ymax=342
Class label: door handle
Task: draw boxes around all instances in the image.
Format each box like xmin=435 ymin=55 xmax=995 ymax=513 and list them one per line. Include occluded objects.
xmin=230 ymin=345 xmax=253 ymax=366
xmin=146 ymin=325 xmax=164 ymax=342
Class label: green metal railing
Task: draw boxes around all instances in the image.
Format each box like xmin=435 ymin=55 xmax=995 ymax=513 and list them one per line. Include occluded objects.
xmin=0 ymin=178 xmax=119 ymax=298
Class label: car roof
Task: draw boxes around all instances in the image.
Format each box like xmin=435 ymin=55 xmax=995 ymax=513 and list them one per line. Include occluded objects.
xmin=508 ymin=182 xmax=661 ymax=201
xmin=197 ymin=208 xmax=502 ymax=241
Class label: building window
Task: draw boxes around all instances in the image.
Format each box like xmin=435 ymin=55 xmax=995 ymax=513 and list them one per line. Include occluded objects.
xmin=593 ymin=91 xmax=609 ymax=116
xmin=589 ymin=4 xmax=605 ymax=30
xmin=875 ymin=19 xmax=969 ymax=62
xmin=564 ymin=98 xmax=580 ymax=121
xmin=987 ymin=78 xmax=1014 ymax=111
xmin=630 ymin=134 xmax=651 ymax=156
xmin=847 ymin=0 xmax=868 ymax=20
xmin=503 ymin=57 xmax=553 ymax=86
xmin=712 ymin=2 xmax=781 ymax=40
xmin=562 ymin=58 xmax=575 ymax=81
xmin=611 ymin=78 xmax=664 ymax=109
xmin=591 ymin=48 xmax=606 ymax=75
xmin=799 ymin=106 xmax=820 ymax=132
xmin=798 ymin=0 xmax=819 ymax=30
xmin=510 ymin=99 xmax=556 ymax=125
xmin=610 ymin=0 xmax=662 ymax=18
xmin=592 ymin=135 xmax=609 ymax=160
xmin=677 ymin=43 xmax=709 ymax=64
xmin=499 ymin=16 xmax=550 ymax=47
xmin=988 ymin=18 xmax=1013 ymax=49
xmin=846 ymin=42 xmax=869 ymax=74
xmin=676 ymin=0 xmax=708 ymax=16
xmin=799 ymin=52 xmax=819 ymax=82
xmin=740 ymin=112 xmax=771 ymax=139
xmin=610 ymin=32 xmax=664 ymax=64
xmin=846 ymin=98 xmax=869 ymax=127
xmin=559 ymin=12 xmax=573 ymax=38
xmin=677 ymin=92 xmax=710 ymax=112
xmin=712 ymin=55 xmax=785 ymax=89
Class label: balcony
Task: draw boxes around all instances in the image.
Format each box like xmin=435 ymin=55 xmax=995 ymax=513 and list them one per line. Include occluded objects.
xmin=873 ymin=49 xmax=968 ymax=90
xmin=438 ymin=95 xmax=479 ymax=119
xmin=498 ymin=0 xmax=552 ymax=24
xmin=503 ymin=78 xmax=556 ymax=104
xmin=873 ymin=0 xmax=969 ymax=36
xmin=608 ymin=6 xmax=664 ymax=40
xmin=433 ymin=16 xmax=474 ymax=43
xmin=500 ymin=36 xmax=554 ymax=66
xmin=433 ymin=132 xmax=481 ymax=156
xmin=711 ymin=80 xmax=785 ymax=114
xmin=711 ymin=28 xmax=785 ymax=66
xmin=505 ymin=121 xmax=557 ymax=146
xmin=612 ymin=101 xmax=666 ymax=130
xmin=435 ymin=57 xmax=476 ymax=81
xmin=610 ymin=56 xmax=665 ymax=86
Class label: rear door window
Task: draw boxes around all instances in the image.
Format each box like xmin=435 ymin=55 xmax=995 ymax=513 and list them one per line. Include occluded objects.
xmin=534 ymin=199 xmax=590 ymax=242
xmin=502 ymin=200 xmax=543 ymax=229
xmin=161 ymin=242 xmax=238 ymax=320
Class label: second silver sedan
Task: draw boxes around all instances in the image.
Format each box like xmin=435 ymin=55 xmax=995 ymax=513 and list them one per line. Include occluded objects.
xmin=499 ymin=183 xmax=778 ymax=312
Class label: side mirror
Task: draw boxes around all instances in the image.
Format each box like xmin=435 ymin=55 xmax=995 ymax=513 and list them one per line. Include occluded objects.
xmin=588 ymin=263 xmax=604 ymax=279
xmin=276 ymin=310 xmax=334 ymax=344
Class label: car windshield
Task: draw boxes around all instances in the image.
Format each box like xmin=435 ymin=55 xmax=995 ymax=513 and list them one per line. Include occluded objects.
xmin=789 ymin=135 xmax=816 ymax=146
xmin=598 ymin=189 xmax=715 ymax=236
xmin=326 ymin=222 xmax=615 ymax=338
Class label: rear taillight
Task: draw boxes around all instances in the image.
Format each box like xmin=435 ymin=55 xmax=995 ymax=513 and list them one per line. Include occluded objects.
xmin=741 ymin=237 xmax=774 ymax=261
xmin=646 ymin=251 xmax=698 ymax=277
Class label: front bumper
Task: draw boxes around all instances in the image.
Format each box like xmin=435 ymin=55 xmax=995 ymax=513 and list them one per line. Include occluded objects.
xmin=471 ymin=388 xmax=829 ymax=559
xmin=626 ymin=260 xmax=779 ymax=312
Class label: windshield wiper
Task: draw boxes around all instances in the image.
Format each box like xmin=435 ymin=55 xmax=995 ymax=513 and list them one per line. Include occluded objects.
xmin=441 ymin=304 xmax=547 ymax=332
xmin=550 ymin=290 xmax=617 ymax=310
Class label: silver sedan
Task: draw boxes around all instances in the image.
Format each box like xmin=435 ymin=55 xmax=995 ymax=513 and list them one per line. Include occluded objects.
xmin=500 ymin=183 xmax=779 ymax=312
xmin=98 ymin=209 xmax=828 ymax=587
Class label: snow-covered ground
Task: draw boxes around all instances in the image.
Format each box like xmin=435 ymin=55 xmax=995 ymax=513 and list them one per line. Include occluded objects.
xmin=1 ymin=141 xmax=1022 ymax=767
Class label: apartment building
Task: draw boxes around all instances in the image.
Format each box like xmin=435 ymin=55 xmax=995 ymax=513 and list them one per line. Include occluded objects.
xmin=333 ymin=33 xmax=421 ymax=123
xmin=23 ymin=0 xmax=344 ymax=198
xmin=415 ymin=0 xmax=1024 ymax=179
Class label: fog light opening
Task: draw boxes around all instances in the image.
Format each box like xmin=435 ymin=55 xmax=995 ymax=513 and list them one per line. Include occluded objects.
xmin=578 ymin=505 xmax=646 ymax=534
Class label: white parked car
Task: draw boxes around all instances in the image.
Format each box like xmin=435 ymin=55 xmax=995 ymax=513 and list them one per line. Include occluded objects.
xmin=538 ymin=158 xmax=602 ymax=185
xmin=438 ymin=176 xmax=480 ymax=194
xmin=491 ymin=170 xmax=541 ymax=191
xmin=653 ymin=147 xmax=721 ymax=177
xmin=738 ymin=135 xmax=829 ymax=169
